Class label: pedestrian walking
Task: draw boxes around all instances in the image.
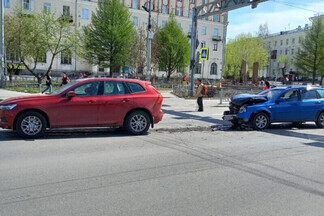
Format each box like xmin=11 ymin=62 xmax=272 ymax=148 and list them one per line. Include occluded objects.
xmin=60 ymin=72 xmax=70 ymax=86
xmin=263 ymin=80 xmax=270 ymax=90
xmin=42 ymin=70 xmax=52 ymax=94
xmin=195 ymin=79 xmax=205 ymax=112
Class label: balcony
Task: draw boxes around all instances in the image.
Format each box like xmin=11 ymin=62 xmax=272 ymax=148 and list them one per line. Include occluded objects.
xmin=212 ymin=35 xmax=222 ymax=41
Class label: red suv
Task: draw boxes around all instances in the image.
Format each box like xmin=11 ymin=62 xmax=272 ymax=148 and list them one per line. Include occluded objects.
xmin=0 ymin=78 xmax=163 ymax=138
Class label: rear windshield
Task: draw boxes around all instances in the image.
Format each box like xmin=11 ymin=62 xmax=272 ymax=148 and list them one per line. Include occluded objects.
xmin=258 ymin=89 xmax=283 ymax=100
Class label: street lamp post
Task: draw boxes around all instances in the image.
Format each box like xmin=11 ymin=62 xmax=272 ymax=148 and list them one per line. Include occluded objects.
xmin=143 ymin=0 xmax=153 ymax=81
xmin=0 ymin=0 xmax=5 ymax=88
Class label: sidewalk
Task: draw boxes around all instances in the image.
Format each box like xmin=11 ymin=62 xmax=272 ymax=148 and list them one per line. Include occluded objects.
xmin=0 ymin=89 xmax=230 ymax=130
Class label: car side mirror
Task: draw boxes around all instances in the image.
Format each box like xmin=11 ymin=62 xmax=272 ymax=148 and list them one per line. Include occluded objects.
xmin=67 ymin=91 xmax=76 ymax=100
xmin=276 ymin=98 xmax=286 ymax=104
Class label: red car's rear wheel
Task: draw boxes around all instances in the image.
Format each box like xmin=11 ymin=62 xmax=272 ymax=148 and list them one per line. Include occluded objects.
xmin=125 ymin=110 xmax=150 ymax=135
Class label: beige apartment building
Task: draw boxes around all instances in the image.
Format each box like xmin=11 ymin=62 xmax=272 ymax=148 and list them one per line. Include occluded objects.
xmin=262 ymin=24 xmax=309 ymax=80
xmin=3 ymin=0 xmax=225 ymax=80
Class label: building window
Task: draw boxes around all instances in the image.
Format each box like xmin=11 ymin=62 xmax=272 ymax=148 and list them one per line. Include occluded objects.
xmin=286 ymin=38 xmax=289 ymax=45
xmin=195 ymin=63 xmax=202 ymax=74
xmin=213 ymin=28 xmax=218 ymax=36
xmin=203 ymin=0 xmax=208 ymax=4
xmin=4 ymin=0 xmax=10 ymax=8
xmin=162 ymin=5 xmax=168 ymax=14
xmin=291 ymin=48 xmax=294 ymax=55
xmin=190 ymin=0 xmax=195 ymax=3
xmin=214 ymin=14 xmax=219 ymax=22
xmin=82 ymin=8 xmax=89 ymax=19
xmin=63 ymin=5 xmax=70 ymax=16
xmin=176 ymin=7 xmax=182 ymax=16
xmin=132 ymin=0 xmax=138 ymax=9
xmin=274 ymin=41 xmax=277 ymax=47
xmin=189 ymin=25 xmax=192 ymax=33
xmin=201 ymin=26 xmax=207 ymax=35
xmin=132 ymin=16 xmax=138 ymax=26
xmin=23 ymin=0 xmax=34 ymax=10
xmin=43 ymin=2 xmax=51 ymax=11
xmin=268 ymin=41 xmax=271 ymax=47
xmin=210 ymin=63 xmax=217 ymax=75
xmin=38 ymin=53 xmax=47 ymax=63
xmin=279 ymin=50 xmax=282 ymax=54
xmin=292 ymin=38 xmax=295 ymax=44
xmin=213 ymin=43 xmax=217 ymax=51
xmin=299 ymin=37 xmax=302 ymax=43
xmin=280 ymin=40 xmax=283 ymax=46
xmin=177 ymin=0 xmax=182 ymax=1
xmin=161 ymin=20 xmax=167 ymax=28
xmin=189 ymin=9 xmax=193 ymax=18
xmin=285 ymin=49 xmax=288 ymax=55
xmin=61 ymin=50 xmax=72 ymax=65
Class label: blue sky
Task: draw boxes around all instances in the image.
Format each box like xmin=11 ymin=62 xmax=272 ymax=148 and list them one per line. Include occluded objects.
xmin=227 ymin=0 xmax=324 ymax=39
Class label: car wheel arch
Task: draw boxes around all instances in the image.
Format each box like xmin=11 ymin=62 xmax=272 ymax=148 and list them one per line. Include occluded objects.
xmin=13 ymin=109 xmax=50 ymax=131
xmin=123 ymin=108 xmax=153 ymax=128
xmin=249 ymin=110 xmax=271 ymax=123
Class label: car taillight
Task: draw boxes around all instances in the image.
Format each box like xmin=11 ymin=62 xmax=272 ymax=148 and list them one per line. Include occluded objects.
xmin=157 ymin=95 xmax=163 ymax=104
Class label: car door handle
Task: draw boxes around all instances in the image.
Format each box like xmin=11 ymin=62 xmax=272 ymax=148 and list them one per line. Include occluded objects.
xmin=122 ymin=98 xmax=130 ymax=103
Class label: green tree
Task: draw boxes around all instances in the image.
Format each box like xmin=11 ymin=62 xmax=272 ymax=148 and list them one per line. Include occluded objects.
xmin=5 ymin=11 xmax=79 ymax=84
xmin=82 ymin=0 xmax=134 ymax=76
xmin=224 ymin=34 xmax=268 ymax=80
xmin=128 ymin=26 xmax=146 ymax=78
xmin=154 ymin=14 xmax=190 ymax=80
xmin=294 ymin=17 xmax=324 ymax=85
xmin=277 ymin=55 xmax=290 ymax=78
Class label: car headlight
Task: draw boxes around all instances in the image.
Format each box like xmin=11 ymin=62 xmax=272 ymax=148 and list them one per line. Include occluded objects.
xmin=0 ymin=104 xmax=17 ymax=110
xmin=239 ymin=106 xmax=247 ymax=113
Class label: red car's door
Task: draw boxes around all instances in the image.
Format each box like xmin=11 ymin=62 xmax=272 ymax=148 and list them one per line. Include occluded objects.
xmin=95 ymin=81 xmax=134 ymax=126
xmin=51 ymin=81 xmax=101 ymax=127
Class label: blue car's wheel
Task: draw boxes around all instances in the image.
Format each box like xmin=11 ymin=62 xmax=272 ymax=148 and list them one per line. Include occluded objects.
xmin=252 ymin=113 xmax=270 ymax=130
xmin=316 ymin=112 xmax=324 ymax=128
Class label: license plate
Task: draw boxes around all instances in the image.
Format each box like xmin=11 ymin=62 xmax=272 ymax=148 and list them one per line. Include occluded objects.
xmin=223 ymin=115 xmax=236 ymax=121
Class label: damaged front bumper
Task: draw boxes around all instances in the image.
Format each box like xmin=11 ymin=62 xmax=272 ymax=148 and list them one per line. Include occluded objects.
xmin=222 ymin=111 xmax=250 ymax=124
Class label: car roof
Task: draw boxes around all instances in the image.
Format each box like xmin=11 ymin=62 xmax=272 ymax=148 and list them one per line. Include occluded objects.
xmin=271 ymin=85 xmax=324 ymax=90
xmin=76 ymin=78 xmax=149 ymax=84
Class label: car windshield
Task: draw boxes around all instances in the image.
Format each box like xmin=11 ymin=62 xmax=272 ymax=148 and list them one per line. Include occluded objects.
xmin=52 ymin=81 xmax=79 ymax=95
xmin=258 ymin=89 xmax=283 ymax=100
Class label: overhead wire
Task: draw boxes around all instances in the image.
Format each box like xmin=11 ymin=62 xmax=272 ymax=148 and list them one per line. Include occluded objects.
xmin=270 ymin=0 xmax=322 ymax=13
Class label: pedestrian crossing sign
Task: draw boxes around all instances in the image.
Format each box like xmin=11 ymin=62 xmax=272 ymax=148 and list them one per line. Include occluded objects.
xmin=200 ymin=47 xmax=209 ymax=61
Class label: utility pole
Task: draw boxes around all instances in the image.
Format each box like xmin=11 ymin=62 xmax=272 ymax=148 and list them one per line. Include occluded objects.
xmin=188 ymin=0 xmax=268 ymax=96
xmin=219 ymin=13 xmax=228 ymax=104
xmin=0 ymin=0 xmax=5 ymax=88
xmin=143 ymin=0 xmax=153 ymax=81
xmin=74 ymin=0 xmax=78 ymax=77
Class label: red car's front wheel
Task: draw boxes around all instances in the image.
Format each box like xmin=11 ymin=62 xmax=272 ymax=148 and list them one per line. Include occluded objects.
xmin=15 ymin=111 xmax=47 ymax=139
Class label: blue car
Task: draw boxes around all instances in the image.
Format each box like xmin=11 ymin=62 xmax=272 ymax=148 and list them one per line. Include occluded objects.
xmin=223 ymin=86 xmax=324 ymax=130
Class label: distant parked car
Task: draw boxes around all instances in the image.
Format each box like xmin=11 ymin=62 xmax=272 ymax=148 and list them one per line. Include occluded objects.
xmin=0 ymin=78 xmax=163 ymax=138
xmin=223 ymin=86 xmax=324 ymax=130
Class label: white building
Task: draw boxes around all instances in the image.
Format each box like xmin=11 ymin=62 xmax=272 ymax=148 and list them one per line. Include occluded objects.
xmin=4 ymin=0 xmax=225 ymax=79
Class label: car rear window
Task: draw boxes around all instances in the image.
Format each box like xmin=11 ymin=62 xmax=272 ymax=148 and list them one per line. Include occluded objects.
xmin=126 ymin=82 xmax=146 ymax=93
xmin=300 ymin=89 xmax=318 ymax=100
xmin=317 ymin=89 xmax=324 ymax=98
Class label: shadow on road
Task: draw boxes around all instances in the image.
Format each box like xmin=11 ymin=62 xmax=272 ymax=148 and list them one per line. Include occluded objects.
xmin=0 ymin=128 xmax=143 ymax=141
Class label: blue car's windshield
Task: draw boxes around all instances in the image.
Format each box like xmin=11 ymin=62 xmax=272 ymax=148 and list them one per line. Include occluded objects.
xmin=52 ymin=81 xmax=79 ymax=95
xmin=258 ymin=89 xmax=283 ymax=100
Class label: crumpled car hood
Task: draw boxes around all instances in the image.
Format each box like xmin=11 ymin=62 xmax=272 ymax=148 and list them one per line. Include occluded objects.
xmin=231 ymin=94 xmax=268 ymax=106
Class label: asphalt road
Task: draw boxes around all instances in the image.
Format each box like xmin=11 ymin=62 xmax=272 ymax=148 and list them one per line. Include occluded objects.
xmin=1 ymin=124 xmax=324 ymax=216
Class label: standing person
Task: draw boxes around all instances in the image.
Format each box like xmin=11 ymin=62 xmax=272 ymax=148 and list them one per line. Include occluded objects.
xmin=195 ymin=79 xmax=204 ymax=112
xmin=263 ymin=80 xmax=270 ymax=90
xmin=42 ymin=70 xmax=52 ymax=94
xmin=60 ymin=72 xmax=70 ymax=86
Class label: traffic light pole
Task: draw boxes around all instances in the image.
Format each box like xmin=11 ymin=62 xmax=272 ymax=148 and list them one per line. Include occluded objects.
xmin=189 ymin=0 xmax=268 ymax=96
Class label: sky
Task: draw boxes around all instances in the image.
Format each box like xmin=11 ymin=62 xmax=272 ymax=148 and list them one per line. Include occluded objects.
xmin=227 ymin=0 xmax=324 ymax=40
